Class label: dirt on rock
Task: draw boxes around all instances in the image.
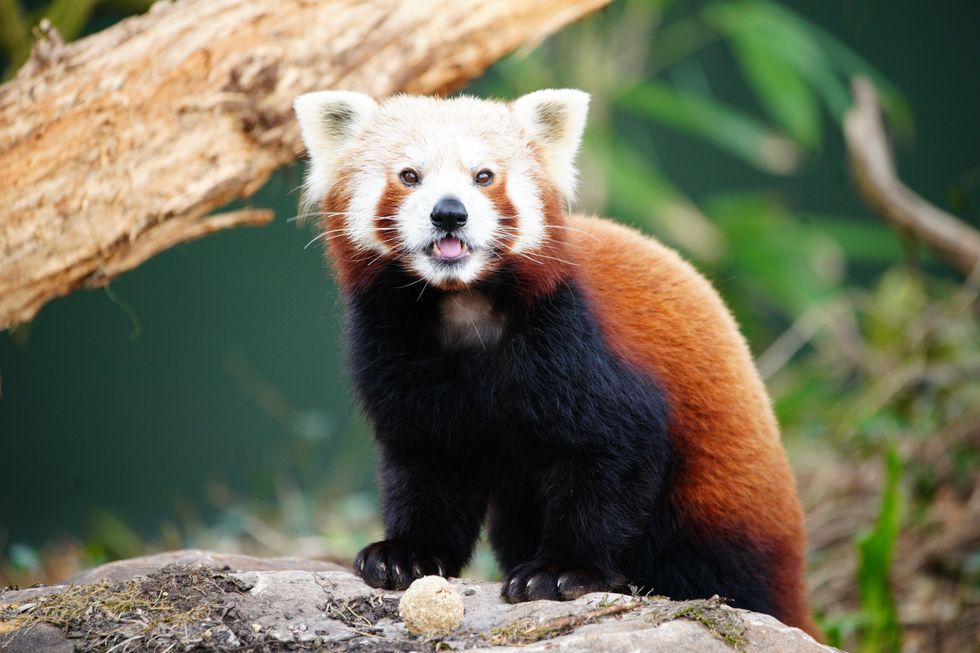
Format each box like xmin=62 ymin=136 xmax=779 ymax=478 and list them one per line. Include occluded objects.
xmin=2 ymin=565 xmax=270 ymax=652
xmin=0 ymin=551 xmax=840 ymax=653
xmin=321 ymin=592 xmax=402 ymax=628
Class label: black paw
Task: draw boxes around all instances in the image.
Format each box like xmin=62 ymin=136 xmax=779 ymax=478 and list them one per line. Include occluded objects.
xmin=354 ymin=540 xmax=450 ymax=590
xmin=501 ymin=562 xmax=614 ymax=602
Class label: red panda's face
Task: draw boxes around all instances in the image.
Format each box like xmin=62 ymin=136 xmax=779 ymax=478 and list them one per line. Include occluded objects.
xmin=294 ymin=91 xmax=589 ymax=289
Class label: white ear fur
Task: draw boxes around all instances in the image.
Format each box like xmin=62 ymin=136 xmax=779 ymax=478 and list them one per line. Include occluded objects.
xmin=293 ymin=90 xmax=378 ymax=209
xmin=512 ymin=89 xmax=590 ymax=202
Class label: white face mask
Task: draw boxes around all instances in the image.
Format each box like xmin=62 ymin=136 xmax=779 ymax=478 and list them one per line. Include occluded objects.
xmin=294 ymin=90 xmax=589 ymax=288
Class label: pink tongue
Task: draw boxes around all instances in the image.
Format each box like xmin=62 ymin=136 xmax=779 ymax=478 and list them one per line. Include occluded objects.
xmin=439 ymin=237 xmax=463 ymax=258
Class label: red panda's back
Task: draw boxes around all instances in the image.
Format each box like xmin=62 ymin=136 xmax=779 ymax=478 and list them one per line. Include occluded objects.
xmin=567 ymin=214 xmax=815 ymax=635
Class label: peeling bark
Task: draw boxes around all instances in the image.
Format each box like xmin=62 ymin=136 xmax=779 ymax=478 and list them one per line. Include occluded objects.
xmin=0 ymin=0 xmax=609 ymax=329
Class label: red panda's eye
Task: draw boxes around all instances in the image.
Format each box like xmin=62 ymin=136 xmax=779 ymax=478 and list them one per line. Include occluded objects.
xmin=475 ymin=169 xmax=494 ymax=186
xmin=399 ymin=169 xmax=420 ymax=186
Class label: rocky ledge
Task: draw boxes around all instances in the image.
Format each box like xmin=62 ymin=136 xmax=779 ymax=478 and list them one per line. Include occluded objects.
xmin=0 ymin=549 xmax=839 ymax=652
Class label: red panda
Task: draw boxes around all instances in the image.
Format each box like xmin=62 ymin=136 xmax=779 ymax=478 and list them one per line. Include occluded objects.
xmin=293 ymin=89 xmax=818 ymax=637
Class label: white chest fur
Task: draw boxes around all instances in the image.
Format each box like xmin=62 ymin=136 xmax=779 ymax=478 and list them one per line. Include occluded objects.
xmin=439 ymin=291 xmax=506 ymax=350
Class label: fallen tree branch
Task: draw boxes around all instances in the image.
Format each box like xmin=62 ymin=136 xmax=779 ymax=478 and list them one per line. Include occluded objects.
xmin=0 ymin=0 xmax=609 ymax=329
xmin=844 ymin=76 xmax=980 ymax=277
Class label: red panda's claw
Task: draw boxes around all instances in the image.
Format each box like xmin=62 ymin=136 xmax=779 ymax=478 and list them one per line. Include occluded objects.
xmin=354 ymin=539 xmax=451 ymax=590
xmin=501 ymin=561 xmax=613 ymax=603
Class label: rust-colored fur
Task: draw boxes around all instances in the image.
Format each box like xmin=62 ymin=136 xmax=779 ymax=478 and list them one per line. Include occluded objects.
xmin=568 ymin=215 xmax=817 ymax=637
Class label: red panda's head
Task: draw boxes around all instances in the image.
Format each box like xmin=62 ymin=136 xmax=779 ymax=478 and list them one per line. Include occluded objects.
xmin=293 ymin=90 xmax=589 ymax=293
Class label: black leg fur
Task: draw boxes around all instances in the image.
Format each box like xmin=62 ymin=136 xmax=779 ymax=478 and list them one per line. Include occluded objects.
xmin=356 ymin=446 xmax=488 ymax=590
xmin=486 ymin=461 xmax=542 ymax=573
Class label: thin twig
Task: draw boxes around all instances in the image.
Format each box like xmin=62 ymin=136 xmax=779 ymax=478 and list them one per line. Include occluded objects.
xmin=844 ymin=77 xmax=980 ymax=277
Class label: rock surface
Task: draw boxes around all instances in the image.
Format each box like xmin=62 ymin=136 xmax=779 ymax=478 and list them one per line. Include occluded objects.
xmin=0 ymin=549 xmax=841 ymax=652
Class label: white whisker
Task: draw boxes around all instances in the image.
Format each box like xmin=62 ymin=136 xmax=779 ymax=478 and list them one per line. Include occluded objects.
xmin=542 ymin=223 xmax=598 ymax=239
xmin=304 ymin=232 xmax=340 ymax=249
xmin=522 ymin=251 xmax=580 ymax=267
xmin=514 ymin=252 xmax=544 ymax=266
xmin=416 ymin=281 xmax=430 ymax=302
xmin=468 ymin=315 xmax=487 ymax=351
xmin=366 ymin=251 xmax=388 ymax=266
xmin=395 ymin=277 xmax=426 ymax=290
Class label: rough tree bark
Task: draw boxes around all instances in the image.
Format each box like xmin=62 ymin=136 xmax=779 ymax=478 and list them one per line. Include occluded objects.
xmin=844 ymin=77 xmax=980 ymax=278
xmin=0 ymin=0 xmax=609 ymax=330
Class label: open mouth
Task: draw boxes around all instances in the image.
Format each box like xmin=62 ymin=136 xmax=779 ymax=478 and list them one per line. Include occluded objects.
xmin=429 ymin=236 xmax=471 ymax=264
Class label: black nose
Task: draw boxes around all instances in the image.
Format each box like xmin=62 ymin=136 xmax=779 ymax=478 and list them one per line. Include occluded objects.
xmin=430 ymin=196 xmax=468 ymax=231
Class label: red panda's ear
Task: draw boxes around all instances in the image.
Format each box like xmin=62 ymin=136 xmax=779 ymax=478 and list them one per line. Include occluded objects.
xmin=294 ymin=91 xmax=378 ymax=208
xmin=512 ymin=89 xmax=590 ymax=203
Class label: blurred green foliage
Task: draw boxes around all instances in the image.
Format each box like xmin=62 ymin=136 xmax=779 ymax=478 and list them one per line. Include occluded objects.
xmin=2 ymin=1 xmax=979 ymax=652
xmin=472 ymin=7 xmax=973 ymax=649
xmin=855 ymin=448 xmax=903 ymax=653
xmin=474 ymin=0 xmax=911 ymax=325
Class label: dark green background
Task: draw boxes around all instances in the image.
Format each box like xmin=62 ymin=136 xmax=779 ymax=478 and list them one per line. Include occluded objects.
xmin=1 ymin=0 xmax=978 ymax=549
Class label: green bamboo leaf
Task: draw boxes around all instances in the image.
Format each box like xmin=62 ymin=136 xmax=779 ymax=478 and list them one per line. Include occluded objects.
xmin=708 ymin=0 xmax=912 ymax=136
xmin=648 ymin=12 xmax=720 ymax=75
xmin=605 ymin=141 xmax=726 ymax=263
xmin=756 ymin=0 xmax=914 ymax=135
xmin=619 ymin=81 xmax=799 ymax=174
xmin=855 ymin=448 xmax=903 ymax=653
xmin=801 ymin=216 xmax=904 ymax=264
xmin=731 ymin=31 xmax=822 ymax=148
xmin=706 ymin=2 xmax=822 ymax=149
xmin=705 ymin=192 xmax=843 ymax=314
xmin=728 ymin=1 xmax=850 ymax=122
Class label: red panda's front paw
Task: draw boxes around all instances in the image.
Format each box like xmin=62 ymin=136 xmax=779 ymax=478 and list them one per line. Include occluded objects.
xmin=501 ymin=562 xmax=614 ymax=603
xmin=354 ymin=540 xmax=450 ymax=590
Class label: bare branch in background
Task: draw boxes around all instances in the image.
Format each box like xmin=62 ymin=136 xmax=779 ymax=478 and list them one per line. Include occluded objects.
xmin=0 ymin=0 xmax=609 ymax=330
xmin=844 ymin=77 xmax=980 ymax=277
